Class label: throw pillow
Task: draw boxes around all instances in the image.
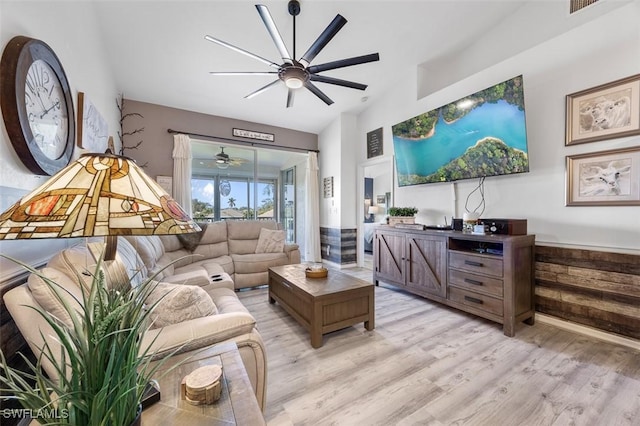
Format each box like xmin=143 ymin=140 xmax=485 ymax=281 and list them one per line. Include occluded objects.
xmin=145 ymin=282 xmax=218 ymax=329
xmin=177 ymin=223 xmax=208 ymax=252
xmin=254 ymin=228 xmax=285 ymax=253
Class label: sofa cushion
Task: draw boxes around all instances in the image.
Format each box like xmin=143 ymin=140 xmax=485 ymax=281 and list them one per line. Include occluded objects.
xmin=115 ymin=237 xmax=148 ymax=287
xmin=159 ymin=235 xmax=183 ymax=253
xmin=145 ymin=282 xmax=218 ymax=329
xmin=255 ymin=228 xmax=285 ymax=253
xmin=193 ymin=221 xmax=229 ymax=259
xmin=176 ymin=258 xmax=231 ymax=277
xmin=27 ymin=267 xmax=84 ymax=327
xmin=141 ymin=311 xmax=256 ymax=356
xmin=209 ymin=287 xmax=251 ymax=315
xmin=123 ymin=235 xmax=173 ymax=277
xmin=227 ymin=220 xmax=278 ymax=254
xmin=161 ymin=269 xmax=211 ymax=288
xmin=47 ymin=244 xmax=132 ymax=293
xmin=232 ymin=252 xmax=289 ymax=274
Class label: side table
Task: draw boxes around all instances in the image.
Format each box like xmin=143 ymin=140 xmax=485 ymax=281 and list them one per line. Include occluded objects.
xmin=143 ymin=341 xmax=265 ymax=425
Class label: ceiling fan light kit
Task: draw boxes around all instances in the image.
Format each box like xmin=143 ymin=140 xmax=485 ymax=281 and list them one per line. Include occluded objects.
xmin=205 ymin=1 xmax=380 ymax=107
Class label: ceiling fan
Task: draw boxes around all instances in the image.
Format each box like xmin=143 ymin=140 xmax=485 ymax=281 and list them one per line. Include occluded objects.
xmin=205 ymin=0 xmax=380 ymax=107
xmin=213 ymin=147 xmax=247 ymax=169
xmin=194 ymin=147 xmax=248 ymax=169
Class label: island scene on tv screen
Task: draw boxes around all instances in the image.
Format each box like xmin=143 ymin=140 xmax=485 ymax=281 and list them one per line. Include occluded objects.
xmin=392 ymin=75 xmax=529 ymax=187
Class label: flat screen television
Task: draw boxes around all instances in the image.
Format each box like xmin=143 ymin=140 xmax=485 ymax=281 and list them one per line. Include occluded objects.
xmin=392 ymin=75 xmax=529 ymax=187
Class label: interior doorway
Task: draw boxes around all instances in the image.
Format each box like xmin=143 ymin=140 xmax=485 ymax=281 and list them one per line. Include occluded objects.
xmin=359 ymin=157 xmax=394 ymax=270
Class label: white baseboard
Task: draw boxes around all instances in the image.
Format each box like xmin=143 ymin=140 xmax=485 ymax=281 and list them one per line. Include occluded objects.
xmin=536 ymin=313 xmax=640 ymax=351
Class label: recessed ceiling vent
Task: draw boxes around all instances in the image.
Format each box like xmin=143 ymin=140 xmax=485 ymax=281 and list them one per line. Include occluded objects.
xmin=570 ymin=0 xmax=600 ymax=14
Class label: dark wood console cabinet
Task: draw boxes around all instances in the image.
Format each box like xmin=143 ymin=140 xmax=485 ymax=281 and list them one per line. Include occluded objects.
xmin=373 ymin=226 xmax=535 ymax=336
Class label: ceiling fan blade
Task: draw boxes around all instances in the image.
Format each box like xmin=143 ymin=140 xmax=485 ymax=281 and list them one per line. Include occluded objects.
xmin=309 ymin=74 xmax=367 ymax=90
xmin=244 ymin=79 xmax=281 ymax=99
xmin=286 ymin=89 xmax=295 ymax=108
xmin=304 ymin=81 xmax=334 ymax=106
xmin=307 ymin=53 xmax=380 ymax=74
xmin=204 ymin=35 xmax=280 ymax=69
xmin=209 ymin=71 xmax=278 ymax=76
xmin=255 ymin=5 xmax=293 ymax=64
xmin=300 ymin=14 xmax=347 ymax=67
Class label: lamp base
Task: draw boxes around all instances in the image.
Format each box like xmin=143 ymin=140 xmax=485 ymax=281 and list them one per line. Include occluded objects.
xmin=87 ymin=241 xmax=130 ymax=290
xmin=104 ymin=235 xmax=118 ymax=261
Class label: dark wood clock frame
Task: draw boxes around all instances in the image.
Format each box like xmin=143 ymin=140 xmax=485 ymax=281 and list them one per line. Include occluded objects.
xmin=1 ymin=36 xmax=75 ymax=176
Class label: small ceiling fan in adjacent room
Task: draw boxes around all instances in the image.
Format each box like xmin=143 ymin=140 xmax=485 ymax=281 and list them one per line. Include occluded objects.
xmin=205 ymin=0 xmax=380 ymax=107
xmin=195 ymin=147 xmax=248 ymax=169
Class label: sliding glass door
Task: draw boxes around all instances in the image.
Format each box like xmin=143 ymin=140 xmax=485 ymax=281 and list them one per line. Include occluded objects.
xmin=191 ymin=142 xmax=296 ymax=226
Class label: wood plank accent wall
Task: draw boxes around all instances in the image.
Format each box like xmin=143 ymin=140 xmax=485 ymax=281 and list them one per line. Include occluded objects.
xmin=535 ymin=245 xmax=640 ymax=339
xmin=320 ymin=227 xmax=357 ymax=264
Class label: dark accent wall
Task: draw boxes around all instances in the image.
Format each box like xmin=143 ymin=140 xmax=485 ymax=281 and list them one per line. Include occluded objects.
xmin=320 ymin=227 xmax=357 ymax=265
xmin=535 ymin=245 xmax=640 ymax=339
xmin=122 ymin=100 xmax=318 ymax=181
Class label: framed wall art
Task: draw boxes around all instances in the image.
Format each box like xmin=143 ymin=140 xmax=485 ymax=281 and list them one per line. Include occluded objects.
xmin=566 ymin=145 xmax=640 ymax=206
xmin=77 ymin=92 xmax=109 ymax=152
xmin=565 ymin=74 xmax=640 ymax=146
xmin=323 ymin=176 xmax=334 ymax=198
xmin=367 ymin=127 xmax=383 ymax=159
xmin=156 ymin=175 xmax=173 ymax=196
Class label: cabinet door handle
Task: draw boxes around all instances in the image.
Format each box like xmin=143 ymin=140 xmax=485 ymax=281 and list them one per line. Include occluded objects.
xmin=464 ymin=278 xmax=483 ymax=286
xmin=464 ymin=260 xmax=483 ymax=267
xmin=281 ymin=281 xmax=291 ymax=290
xmin=464 ymin=295 xmax=483 ymax=304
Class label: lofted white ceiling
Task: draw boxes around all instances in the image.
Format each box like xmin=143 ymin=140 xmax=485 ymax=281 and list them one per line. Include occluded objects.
xmin=91 ymin=0 xmax=531 ymax=134
xmin=91 ymin=0 xmax=627 ymax=135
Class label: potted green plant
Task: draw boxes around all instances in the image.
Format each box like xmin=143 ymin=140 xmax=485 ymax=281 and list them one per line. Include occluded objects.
xmin=0 ymin=258 xmax=180 ymax=426
xmin=388 ymin=207 xmax=418 ymax=225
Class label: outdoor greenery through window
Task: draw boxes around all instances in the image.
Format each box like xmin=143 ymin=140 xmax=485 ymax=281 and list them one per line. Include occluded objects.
xmin=190 ymin=141 xmax=305 ymax=245
xmin=192 ymin=176 xmax=276 ymax=221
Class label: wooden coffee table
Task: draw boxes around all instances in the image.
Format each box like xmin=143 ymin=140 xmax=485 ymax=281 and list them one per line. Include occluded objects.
xmin=268 ymin=264 xmax=375 ymax=348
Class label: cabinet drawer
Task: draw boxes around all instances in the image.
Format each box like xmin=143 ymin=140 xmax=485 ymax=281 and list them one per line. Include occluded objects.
xmin=448 ymin=286 xmax=503 ymax=317
xmin=449 ymin=251 xmax=503 ymax=278
xmin=448 ymin=269 xmax=503 ymax=298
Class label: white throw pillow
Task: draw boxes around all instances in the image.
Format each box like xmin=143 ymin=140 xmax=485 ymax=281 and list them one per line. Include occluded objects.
xmin=145 ymin=282 xmax=218 ymax=329
xmin=254 ymin=228 xmax=285 ymax=253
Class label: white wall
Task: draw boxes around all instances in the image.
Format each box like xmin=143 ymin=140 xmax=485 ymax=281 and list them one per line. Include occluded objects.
xmin=0 ymin=2 xmax=120 ymax=277
xmin=355 ymin=2 xmax=640 ymax=253
xmin=339 ymin=113 xmax=358 ymax=229
xmin=318 ymin=116 xmax=342 ymax=228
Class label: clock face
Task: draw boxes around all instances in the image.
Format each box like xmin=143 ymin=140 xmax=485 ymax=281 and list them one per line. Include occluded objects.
xmin=24 ymin=59 xmax=69 ymax=160
xmin=0 ymin=36 xmax=75 ymax=175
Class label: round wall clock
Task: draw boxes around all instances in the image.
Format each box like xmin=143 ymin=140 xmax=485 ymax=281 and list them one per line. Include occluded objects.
xmin=1 ymin=36 xmax=75 ymax=176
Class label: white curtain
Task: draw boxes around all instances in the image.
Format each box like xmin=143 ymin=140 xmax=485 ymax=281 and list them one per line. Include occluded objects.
xmin=172 ymin=134 xmax=192 ymax=217
xmin=305 ymin=152 xmax=321 ymax=262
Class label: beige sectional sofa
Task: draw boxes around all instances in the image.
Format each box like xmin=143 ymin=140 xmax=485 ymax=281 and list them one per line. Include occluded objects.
xmin=3 ymin=220 xmax=300 ymax=412
xmin=126 ymin=219 xmax=301 ymax=289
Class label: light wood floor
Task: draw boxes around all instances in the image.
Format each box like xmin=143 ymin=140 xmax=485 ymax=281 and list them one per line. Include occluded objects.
xmin=238 ymin=267 xmax=640 ymax=426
